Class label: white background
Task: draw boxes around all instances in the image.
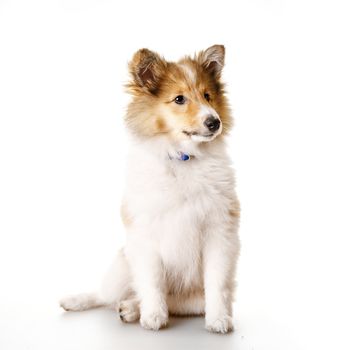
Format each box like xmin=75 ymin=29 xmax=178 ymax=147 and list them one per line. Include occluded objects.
xmin=1 ymin=0 xmax=350 ymax=349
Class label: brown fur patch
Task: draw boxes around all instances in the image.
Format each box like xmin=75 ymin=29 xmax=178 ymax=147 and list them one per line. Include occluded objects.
xmin=121 ymin=202 xmax=132 ymax=228
xmin=229 ymin=199 xmax=241 ymax=219
xmin=155 ymin=117 xmax=166 ymax=133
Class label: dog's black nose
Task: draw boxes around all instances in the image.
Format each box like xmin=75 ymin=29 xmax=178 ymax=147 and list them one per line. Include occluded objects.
xmin=204 ymin=116 xmax=221 ymax=132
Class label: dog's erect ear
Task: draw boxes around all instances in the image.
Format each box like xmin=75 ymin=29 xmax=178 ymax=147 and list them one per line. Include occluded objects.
xmin=129 ymin=48 xmax=166 ymax=93
xmin=198 ymin=45 xmax=225 ymax=79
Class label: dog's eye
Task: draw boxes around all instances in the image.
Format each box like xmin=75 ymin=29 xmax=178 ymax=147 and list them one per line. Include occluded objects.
xmin=204 ymin=93 xmax=210 ymax=102
xmin=174 ymin=95 xmax=186 ymax=105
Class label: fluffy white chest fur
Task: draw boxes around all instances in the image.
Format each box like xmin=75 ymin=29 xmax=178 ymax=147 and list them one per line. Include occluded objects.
xmin=123 ymin=137 xmax=238 ymax=295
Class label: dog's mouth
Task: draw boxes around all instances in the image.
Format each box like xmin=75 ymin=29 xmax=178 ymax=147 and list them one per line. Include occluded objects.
xmin=182 ymin=130 xmax=214 ymax=138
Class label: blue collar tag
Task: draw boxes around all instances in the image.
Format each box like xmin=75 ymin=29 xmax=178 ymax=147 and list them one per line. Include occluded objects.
xmin=168 ymin=152 xmax=192 ymax=161
xmin=179 ymin=152 xmax=190 ymax=161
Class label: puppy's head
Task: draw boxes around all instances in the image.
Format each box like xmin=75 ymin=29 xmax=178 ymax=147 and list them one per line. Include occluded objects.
xmin=125 ymin=45 xmax=231 ymax=143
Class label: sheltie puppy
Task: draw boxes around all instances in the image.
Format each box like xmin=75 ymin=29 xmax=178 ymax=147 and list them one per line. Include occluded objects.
xmin=60 ymin=45 xmax=240 ymax=334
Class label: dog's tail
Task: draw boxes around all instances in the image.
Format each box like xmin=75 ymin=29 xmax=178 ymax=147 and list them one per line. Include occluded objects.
xmin=60 ymin=292 xmax=105 ymax=311
xmin=59 ymin=249 xmax=132 ymax=312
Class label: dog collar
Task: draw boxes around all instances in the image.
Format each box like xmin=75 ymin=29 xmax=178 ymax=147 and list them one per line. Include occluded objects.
xmin=169 ymin=152 xmax=192 ymax=161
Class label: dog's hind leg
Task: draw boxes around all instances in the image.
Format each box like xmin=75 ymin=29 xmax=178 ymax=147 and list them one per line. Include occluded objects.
xmin=118 ymin=297 xmax=140 ymax=323
xmin=60 ymin=249 xmax=132 ymax=312
xmin=116 ymin=292 xmax=205 ymax=323
xmin=114 ymin=292 xmax=205 ymax=325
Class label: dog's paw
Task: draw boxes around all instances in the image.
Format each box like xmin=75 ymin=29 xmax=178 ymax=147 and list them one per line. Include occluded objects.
xmin=205 ymin=315 xmax=234 ymax=334
xmin=140 ymin=310 xmax=168 ymax=331
xmin=118 ymin=299 xmax=140 ymax=323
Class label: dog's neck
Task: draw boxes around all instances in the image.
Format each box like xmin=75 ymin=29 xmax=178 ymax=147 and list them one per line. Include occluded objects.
xmin=128 ymin=134 xmax=226 ymax=163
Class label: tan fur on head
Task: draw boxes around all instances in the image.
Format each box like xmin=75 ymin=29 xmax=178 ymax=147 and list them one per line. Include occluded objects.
xmin=125 ymin=45 xmax=232 ymax=141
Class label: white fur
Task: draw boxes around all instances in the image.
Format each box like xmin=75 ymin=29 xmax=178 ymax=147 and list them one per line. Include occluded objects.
xmin=180 ymin=63 xmax=196 ymax=83
xmin=60 ymin=132 xmax=240 ymax=334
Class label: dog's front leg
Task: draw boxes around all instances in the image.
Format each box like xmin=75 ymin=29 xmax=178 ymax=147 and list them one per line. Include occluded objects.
xmin=127 ymin=242 xmax=168 ymax=330
xmin=203 ymin=223 xmax=240 ymax=333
